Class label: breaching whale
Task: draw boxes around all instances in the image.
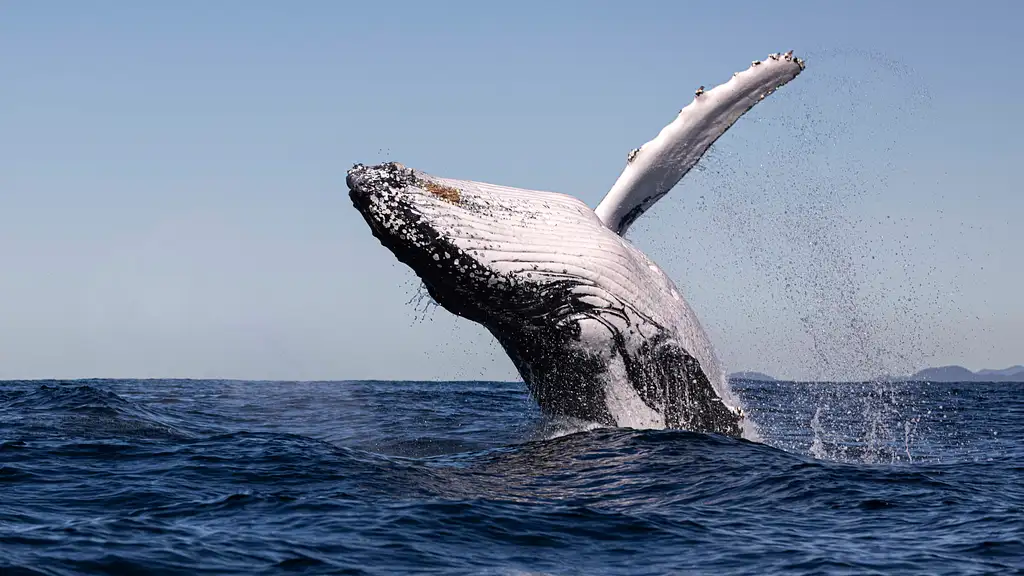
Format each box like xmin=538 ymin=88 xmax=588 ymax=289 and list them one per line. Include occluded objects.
xmin=347 ymin=52 xmax=805 ymax=438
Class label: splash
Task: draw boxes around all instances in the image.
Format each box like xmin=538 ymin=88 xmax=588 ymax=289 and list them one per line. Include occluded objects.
xmin=634 ymin=49 xmax=962 ymax=462
xmin=405 ymin=280 xmax=441 ymax=324
xmin=809 ymin=406 xmax=828 ymax=459
xmin=531 ymin=416 xmax=604 ymax=442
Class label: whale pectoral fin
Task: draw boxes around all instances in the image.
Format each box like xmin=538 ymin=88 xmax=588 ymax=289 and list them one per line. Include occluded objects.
xmin=595 ymin=52 xmax=805 ymax=236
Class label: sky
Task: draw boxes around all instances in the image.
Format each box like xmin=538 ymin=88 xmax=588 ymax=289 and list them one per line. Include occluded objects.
xmin=0 ymin=1 xmax=1021 ymax=381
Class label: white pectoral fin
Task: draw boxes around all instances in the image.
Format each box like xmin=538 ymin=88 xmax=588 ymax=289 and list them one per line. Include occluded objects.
xmin=595 ymin=52 xmax=805 ymax=236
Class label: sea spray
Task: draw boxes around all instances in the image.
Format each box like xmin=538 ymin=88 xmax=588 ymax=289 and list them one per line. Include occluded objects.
xmin=635 ymin=49 xmax=954 ymax=462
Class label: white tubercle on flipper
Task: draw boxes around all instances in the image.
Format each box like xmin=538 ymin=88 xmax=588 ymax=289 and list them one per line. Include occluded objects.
xmin=595 ymin=52 xmax=805 ymax=236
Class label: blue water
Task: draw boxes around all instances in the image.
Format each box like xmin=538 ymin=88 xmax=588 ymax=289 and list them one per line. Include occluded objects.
xmin=0 ymin=379 xmax=1020 ymax=575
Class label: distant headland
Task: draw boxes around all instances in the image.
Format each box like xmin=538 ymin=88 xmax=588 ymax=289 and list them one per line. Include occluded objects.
xmin=905 ymin=365 xmax=1024 ymax=382
xmin=727 ymin=371 xmax=776 ymax=382
xmin=729 ymin=365 xmax=1024 ymax=383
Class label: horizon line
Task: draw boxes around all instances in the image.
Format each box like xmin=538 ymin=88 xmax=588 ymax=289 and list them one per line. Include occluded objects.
xmin=2 ymin=377 xmax=1020 ymax=385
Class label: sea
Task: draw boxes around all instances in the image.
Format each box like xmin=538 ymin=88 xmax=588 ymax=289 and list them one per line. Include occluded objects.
xmin=0 ymin=378 xmax=1020 ymax=575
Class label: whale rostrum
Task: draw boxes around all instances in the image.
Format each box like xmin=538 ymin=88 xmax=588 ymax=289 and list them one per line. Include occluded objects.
xmin=347 ymin=52 xmax=805 ymax=437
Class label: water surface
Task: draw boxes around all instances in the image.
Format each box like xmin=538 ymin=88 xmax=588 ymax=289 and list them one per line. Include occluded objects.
xmin=0 ymin=379 xmax=1020 ymax=574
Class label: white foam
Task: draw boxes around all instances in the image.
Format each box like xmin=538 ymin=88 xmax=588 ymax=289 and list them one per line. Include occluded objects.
xmin=602 ymin=356 xmax=665 ymax=430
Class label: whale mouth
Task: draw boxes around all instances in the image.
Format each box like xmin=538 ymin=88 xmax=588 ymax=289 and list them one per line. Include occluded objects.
xmin=347 ymin=162 xmax=484 ymax=320
xmin=348 ymin=162 xmax=552 ymax=327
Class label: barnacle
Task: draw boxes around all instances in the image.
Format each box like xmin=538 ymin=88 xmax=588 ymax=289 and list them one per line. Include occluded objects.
xmin=423 ymin=181 xmax=462 ymax=204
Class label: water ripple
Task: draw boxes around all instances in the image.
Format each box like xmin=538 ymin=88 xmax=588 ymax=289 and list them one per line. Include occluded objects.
xmin=0 ymin=379 xmax=1020 ymax=575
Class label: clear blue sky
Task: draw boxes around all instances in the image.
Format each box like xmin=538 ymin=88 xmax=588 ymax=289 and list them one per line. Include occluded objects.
xmin=1 ymin=1 xmax=1020 ymax=381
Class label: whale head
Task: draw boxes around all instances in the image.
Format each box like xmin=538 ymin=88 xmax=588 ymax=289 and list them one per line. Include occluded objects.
xmin=347 ymin=161 xmax=611 ymax=328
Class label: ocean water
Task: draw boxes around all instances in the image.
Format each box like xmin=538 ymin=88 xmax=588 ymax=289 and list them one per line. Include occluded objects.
xmin=0 ymin=378 xmax=1020 ymax=575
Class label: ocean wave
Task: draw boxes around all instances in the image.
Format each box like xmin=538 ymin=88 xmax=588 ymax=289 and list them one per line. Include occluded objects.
xmin=0 ymin=379 xmax=1019 ymax=575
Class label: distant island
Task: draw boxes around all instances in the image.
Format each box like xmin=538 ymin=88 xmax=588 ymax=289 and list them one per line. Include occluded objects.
xmin=729 ymin=365 xmax=1024 ymax=383
xmin=905 ymin=365 xmax=1024 ymax=382
xmin=727 ymin=371 xmax=776 ymax=381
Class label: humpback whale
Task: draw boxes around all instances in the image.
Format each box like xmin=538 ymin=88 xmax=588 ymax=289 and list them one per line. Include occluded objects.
xmin=347 ymin=52 xmax=805 ymax=438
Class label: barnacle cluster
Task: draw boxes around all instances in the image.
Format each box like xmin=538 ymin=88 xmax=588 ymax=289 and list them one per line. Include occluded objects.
xmin=422 ymin=181 xmax=462 ymax=204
